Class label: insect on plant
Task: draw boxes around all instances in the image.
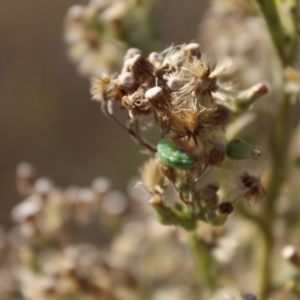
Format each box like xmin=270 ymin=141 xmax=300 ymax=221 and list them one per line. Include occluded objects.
xmin=156 ymin=138 xmax=197 ymax=169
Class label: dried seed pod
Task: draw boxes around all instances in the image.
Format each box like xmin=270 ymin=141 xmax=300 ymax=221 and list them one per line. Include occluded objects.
xmin=83 ymin=31 xmax=99 ymax=50
xmin=282 ymin=245 xmax=300 ymax=268
xmin=218 ymin=201 xmax=234 ymax=215
xmin=145 ymin=86 xmax=164 ymax=101
xmin=91 ymin=74 xmax=122 ymax=103
xmin=118 ymin=72 xmax=136 ymax=89
xmin=148 ymin=52 xmax=163 ymax=67
xmin=240 ymin=172 xmax=265 ymax=203
xmin=145 ymin=86 xmax=170 ymax=123
xmin=66 ymin=5 xmax=85 ymax=21
xmin=184 ymin=42 xmax=201 ymax=59
xmin=198 ymin=183 xmax=219 ymax=205
xmin=159 ymin=164 xmax=177 ymax=184
xmin=122 ymin=89 xmax=152 ymax=117
xmin=123 ymin=54 xmax=154 ymax=82
xmin=165 ymin=73 xmax=183 ymax=91
xmin=140 ymin=158 xmax=167 ymax=194
xmin=34 ymin=177 xmax=54 ymax=199
xmin=75 ymin=188 xmax=96 ymax=223
xmin=149 ymin=193 xmax=164 ymax=207
xmin=168 ymin=108 xmax=199 ymax=141
xmin=124 ymin=48 xmax=142 ymax=61
xmin=11 ymin=195 xmax=43 ymax=223
xmin=16 ymin=162 xmax=35 ymax=180
xmin=207 ymin=142 xmax=227 ymax=166
xmin=207 ymin=104 xmax=231 ymax=126
xmin=92 ymin=177 xmax=111 ymax=201
xmin=16 ymin=162 xmax=35 ymax=196
xmin=101 ymin=191 xmax=128 ymax=217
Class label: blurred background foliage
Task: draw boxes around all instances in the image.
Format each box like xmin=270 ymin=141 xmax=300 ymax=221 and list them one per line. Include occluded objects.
xmin=0 ymin=0 xmax=208 ymax=227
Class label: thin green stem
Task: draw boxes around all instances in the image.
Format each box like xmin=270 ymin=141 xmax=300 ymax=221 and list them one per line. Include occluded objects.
xmin=188 ymin=231 xmax=217 ymax=292
xmin=258 ymin=88 xmax=291 ymax=300
xmin=253 ymin=1 xmax=297 ymax=298
xmin=256 ymin=0 xmax=295 ymax=66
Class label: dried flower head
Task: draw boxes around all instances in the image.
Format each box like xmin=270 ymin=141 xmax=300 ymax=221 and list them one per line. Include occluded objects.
xmin=207 ymin=142 xmax=227 ymax=166
xmin=168 ymin=108 xmax=200 ymax=140
xmin=16 ymin=162 xmax=35 ymax=181
xmin=141 ymin=158 xmax=168 ymax=195
xmin=91 ymin=74 xmax=122 ymax=103
xmin=282 ymin=245 xmax=300 ymax=268
xmin=240 ymin=172 xmax=265 ymax=204
xmin=89 ymin=41 xmax=265 ymax=231
xmin=16 ymin=162 xmax=35 ymax=196
xmin=172 ymin=55 xmax=233 ymax=109
xmin=198 ymin=182 xmax=219 ymax=204
xmin=91 ymin=177 xmax=111 ymax=201
xmin=122 ymin=87 xmax=153 ymax=117
xmin=34 ymin=177 xmax=54 ymax=199
xmin=124 ymin=54 xmax=154 ymax=84
xmin=218 ymin=201 xmax=234 ymax=215
xmin=64 ymin=0 xmax=156 ymax=76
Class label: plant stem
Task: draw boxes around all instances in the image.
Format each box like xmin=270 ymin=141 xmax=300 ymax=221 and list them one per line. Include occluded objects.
xmin=254 ymin=1 xmax=296 ymax=299
xmin=255 ymin=0 xmax=287 ymax=64
xmin=188 ymin=230 xmax=217 ymax=292
xmin=258 ymin=87 xmax=291 ymax=300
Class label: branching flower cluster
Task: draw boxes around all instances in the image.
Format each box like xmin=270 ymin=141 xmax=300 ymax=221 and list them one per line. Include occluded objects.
xmin=64 ymin=0 xmax=156 ymax=76
xmin=3 ymin=0 xmax=299 ymax=298
xmin=91 ymin=42 xmax=267 ymax=230
xmin=3 ymin=163 xmax=256 ymax=300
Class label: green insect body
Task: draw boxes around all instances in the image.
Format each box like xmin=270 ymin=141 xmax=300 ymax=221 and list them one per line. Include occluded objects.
xmin=157 ymin=138 xmax=196 ymax=169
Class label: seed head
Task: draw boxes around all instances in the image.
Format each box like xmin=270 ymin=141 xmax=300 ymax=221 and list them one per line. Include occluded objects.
xmin=159 ymin=164 xmax=177 ymax=183
xmin=12 ymin=195 xmax=43 ymax=223
xmin=16 ymin=162 xmax=35 ymax=196
xmin=145 ymin=86 xmax=171 ymax=125
xmin=198 ymin=182 xmax=219 ymax=205
xmin=209 ymin=57 xmax=233 ymax=79
xmin=164 ymin=72 xmax=184 ymax=91
xmin=282 ymin=245 xmax=300 ymax=268
xmin=206 ymin=104 xmax=231 ymax=127
xmin=184 ymin=42 xmax=202 ymax=59
xmin=16 ymin=162 xmax=35 ymax=180
xmin=207 ymin=142 xmax=227 ymax=166
xmin=122 ymin=88 xmax=152 ymax=117
xmin=123 ymin=48 xmax=142 ymax=61
xmin=218 ymin=201 xmax=234 ymax=215
xmin=240 ymin=172 xmax=265 ymax=203
xmin=118 ymin=72 xmax=136 ymax=89
xmin=145 ymin=86 xmax=163 ymax=100
xmin=148 ymin=52 xmax=163 ymax=68
xmin=149 ymin=193 xmax=164 ymax=207
xmin=140 ymin=158 xmax=168 ymax=194
xmin=123 ymin=54 xmax=154 ymax=83
xmin=91 ymin=177 xmax=111 ymax=201
xmin=168 ymin=108 xmax=199 ymax=140
xmin=172 ymin=55 xmax=233 ymax=108
xmin=91 ymin=74 xmax=122 ymax=103
xmin=34 ymin=177 xmax=54 ymax=199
